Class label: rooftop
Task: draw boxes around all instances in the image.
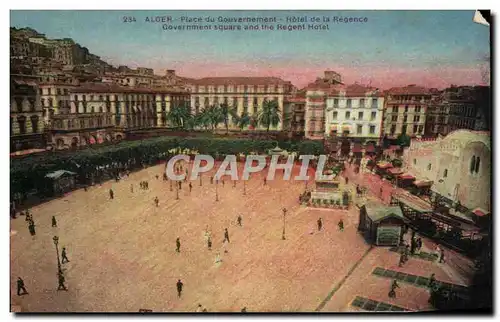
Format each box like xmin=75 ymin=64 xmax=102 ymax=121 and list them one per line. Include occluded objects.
xmin=191 ymin=77 xmax=289 ymax=86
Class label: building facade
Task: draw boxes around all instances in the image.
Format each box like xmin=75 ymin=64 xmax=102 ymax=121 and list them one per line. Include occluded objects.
xmin=424 ymin=90 xmax=451 ymax=137
xmin=402 ymin=130 xmax=491 ymax=212
xmin=49 ymin=84 xmax=189 ymax=149
xmin=188 ymin=77 xmax=294 ymax=131
xmin=383 ymin=85 xmax=431 ymax=138
xmin=285 ymin=91 xmax=306 ymax=138
xmin=446 ymin=86 xmax=490 ymax=133
xmin=10 ymin=75 xmax=46 ymax=152
xmin=324 ymin=84 xmax=384 ymax=142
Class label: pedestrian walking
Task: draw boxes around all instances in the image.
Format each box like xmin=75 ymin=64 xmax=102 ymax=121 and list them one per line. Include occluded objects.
xmin=156 ymin=174 xmax=159 ymax=180
xmin=317 ymin=218 xmax=323 ymax=231
xmin=222 ymin=179 xmax=225 ymax=186
xmin=398 ymin=253 xmax=405 ymax=267
xmin=338 ymin=219 xmax=344 ymax=231
xmin=388 ymin=279 xmax=399 ymax=298
xmin=154 ymin=197 xmax=159 ymax=207
xmin=215 ymin=252 xmax=222 ymax=263
xmin=189 ymin=182 xmax=192 ymax=193
xmin=439 ymin=249 xmax=445 ymax=263
xmin=210 ymin=176 xmax=214 ymax=184
xmin=51 ymin=216 xmax=57 ymax=228
xmin=207 ymin=236 xmax=212 ymax=250
xmin=17 ymin=277 xmax=28 ymax=296
xmin=109 ymin=189 xmax=114 ymax=200
xmin=416 ymin=238 xmax=423 ymax=253
xmin=263 ymin=178 xmax=267 ymax=186
xmin=57 ymin=271 xmax=68 ymax=291
xmin=233 ymin=180 xmax=236 ymax=188
xmin=176 ymin=237 xmax=181 ymax=253
xmin=223 ymin=228 xmax=230 ymax=243
xmin=61 ymin=247 xmax=70 ymax=263
xmin=196 ymin=304 xmax=203 ymax=312
xmin=237 ymin=215 xmax=242 ymax=227
xmin=28 ymin=222 xmax=36 ymax=236
xmin=130 ymin=184 xmax=134 ymax=193
xmin=176 ymin=279 xmax=183 ymax=298
xmin=345 ymin=176 xmax=349 ymax=185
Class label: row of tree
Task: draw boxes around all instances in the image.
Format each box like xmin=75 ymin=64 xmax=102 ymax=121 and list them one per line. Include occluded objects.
xmin=165 ymin=99 xmax=283 ymax=133
xmin=11 ymin=136 xmax=325 ymax=199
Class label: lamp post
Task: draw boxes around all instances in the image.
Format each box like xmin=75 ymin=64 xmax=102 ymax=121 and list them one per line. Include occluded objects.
xmin=199 ymin=174 xmax=202 ymax=186
xmin=243 ymin=180 xmax=246 ymax=195
xmin=282 ymin=208 xmax=287 ymax=240
xmin=176 ymin=181 xmax=179 ymax=200
xmin=52 ymin=236 xmax=61 ymax=273
xmin=215 ymin=180 xmax=219 ymax=201
xmin=170 ymin=180 xmax=173 ymax=191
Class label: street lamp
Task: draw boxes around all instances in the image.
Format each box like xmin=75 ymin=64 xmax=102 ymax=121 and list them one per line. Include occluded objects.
xmin=215 ymin=179 xmax=219 ymax=201
xmin=282 ymin=208 xmax=287 ymax=240
xmin=243 ymin=180 xmax=246 ymax=195
xmin=52 ymin=236 xmax=61 ymax=273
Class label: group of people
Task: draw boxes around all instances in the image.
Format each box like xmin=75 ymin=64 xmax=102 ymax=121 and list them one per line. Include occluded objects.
xmin=17 ymin=213 xmax=71 ymax=295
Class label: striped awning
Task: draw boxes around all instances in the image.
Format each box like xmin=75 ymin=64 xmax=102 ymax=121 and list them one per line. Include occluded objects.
xmin=472 ymin=208 xmax=490 ymax=217
xmin=398 ymin=173 xmax=415 ymax=180
xmin=377 ymin=161 xmax=393 ymax=169
xmin=414 ymin=180 xmax=433 ymax=187
xmin=388 ymin=168 xmax=403 ymax=175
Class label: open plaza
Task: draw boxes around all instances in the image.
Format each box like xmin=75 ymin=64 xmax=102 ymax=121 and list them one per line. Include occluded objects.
xmin=10 ymin=161 xmax=469 ymax=312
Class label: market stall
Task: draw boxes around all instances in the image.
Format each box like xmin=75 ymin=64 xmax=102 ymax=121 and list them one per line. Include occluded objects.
xmin=358 ymin=203 xmax=409 ymax=246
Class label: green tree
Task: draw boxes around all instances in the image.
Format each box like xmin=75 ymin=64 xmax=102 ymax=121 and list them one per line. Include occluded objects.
xmin=166 ymin=103 xmax=191 ymax=130
xmin=231 ymin=109 xmax=251 ymax=132
xmin=206 ymin=105 xmax=223 ymax=130
xmin=257 ymin=99 xmax=281 ymax=132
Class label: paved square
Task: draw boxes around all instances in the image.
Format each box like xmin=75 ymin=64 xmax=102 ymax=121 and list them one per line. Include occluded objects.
xmin=10 ymin=162 xmax=466 ymax=312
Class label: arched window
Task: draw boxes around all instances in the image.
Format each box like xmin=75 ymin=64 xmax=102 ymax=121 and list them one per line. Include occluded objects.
xmin=470 ymin=156 xmax=476 ymax=173
xmin=474 ymin=157 xmax=481 ymax=174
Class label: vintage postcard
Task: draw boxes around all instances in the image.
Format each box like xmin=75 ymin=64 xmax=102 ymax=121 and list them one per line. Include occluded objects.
xmin=9 ymin=10 xmax=491 ymax=313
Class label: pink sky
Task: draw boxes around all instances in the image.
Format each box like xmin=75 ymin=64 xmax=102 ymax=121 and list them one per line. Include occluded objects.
xmin=171 ymin=62 xmax=489 ymax=89
xmin=111 ymin=57 xmax=489 ymax=90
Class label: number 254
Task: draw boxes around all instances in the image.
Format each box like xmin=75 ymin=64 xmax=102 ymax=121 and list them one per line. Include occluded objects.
xmin=123 ymin=16 xmax=137 ymax=23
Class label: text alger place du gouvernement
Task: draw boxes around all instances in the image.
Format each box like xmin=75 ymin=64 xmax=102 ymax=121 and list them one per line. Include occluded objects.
xmin=144 ymin=15 xmax=368 ymax=31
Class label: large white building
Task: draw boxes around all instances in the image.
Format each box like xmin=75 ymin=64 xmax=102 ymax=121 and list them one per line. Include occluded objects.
xmin=402 ymin=130 xmax=491 ymax=212
xmin=324 ymin=84 xmax=384 ymax=141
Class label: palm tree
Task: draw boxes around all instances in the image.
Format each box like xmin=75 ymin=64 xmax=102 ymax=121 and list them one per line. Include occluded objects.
xmin=194 ymin=109 xmax=211 ymax=131
xmin=257 ymin=99 xmax=281 ymax=132
xmin=206 ymin=105 xmax=223 ymax=131
xmin=231 ymin=110 xmax=251 ymax=132
xmin=166 ymin=103 xmax=191 ymax=130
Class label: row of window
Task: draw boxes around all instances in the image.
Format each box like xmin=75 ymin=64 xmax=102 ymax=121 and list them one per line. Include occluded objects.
xmin=332 ymin=111 xmax=377 ymax=121
xmin=390 ymin=95 xmax=429 ymax=102
xmin=388 ymin=124 xmax=424 ymax=135
xmin=194 ymin=96 xmax=279 ymax=106
xmin=332 ymin=98 xmax=379 ymax=107
xmin=389 ymin=115 xmax=422 ymax=123
xmin=10 ymin=115 xmax=39 ymax=135
xmin=194 ymin=85 xmax=283 ymax=93
xmin=390 ymin=105 xmax=423 ymax=113
xmin=330 ymin=125 xmax=377 ymax=135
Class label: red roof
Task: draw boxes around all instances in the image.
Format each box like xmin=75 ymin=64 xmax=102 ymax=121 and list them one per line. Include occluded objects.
xmin=191 ymin=77 xmax=288 ymax=86
xmin=386 ymin=85 xmax=431 ymax=95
